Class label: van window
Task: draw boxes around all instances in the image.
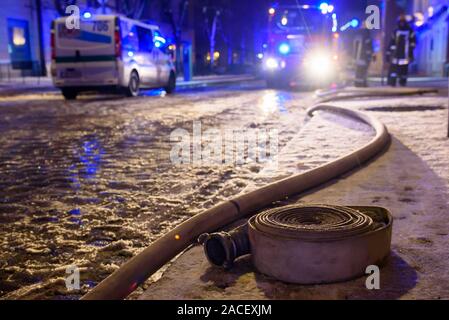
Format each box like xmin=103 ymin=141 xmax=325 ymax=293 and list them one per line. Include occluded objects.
xmin=153 ymin=30 xmax=168 ymax=53
xmin=136 ymin=26 xmax=154 ymax=53
xmin=121 ymin=24 xmax=139 ymax=52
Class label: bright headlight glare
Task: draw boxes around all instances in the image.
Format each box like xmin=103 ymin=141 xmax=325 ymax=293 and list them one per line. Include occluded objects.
xmin=304 ymin=52 xmax=333 ymax=77
xmin=265 ymin=58 xmax=279 ymax=69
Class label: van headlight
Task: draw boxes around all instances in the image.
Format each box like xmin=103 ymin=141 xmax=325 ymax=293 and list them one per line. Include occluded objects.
xmin=304 ymin=52 xmax=334 ymax=78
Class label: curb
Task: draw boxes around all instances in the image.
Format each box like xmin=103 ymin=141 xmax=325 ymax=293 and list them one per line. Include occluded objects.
xmin=0 ymin=75 xmax=256 ymax=97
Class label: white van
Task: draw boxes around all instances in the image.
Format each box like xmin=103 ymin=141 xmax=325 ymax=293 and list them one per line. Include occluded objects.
xmin=51 ymin=15 xmax=176 ymax=100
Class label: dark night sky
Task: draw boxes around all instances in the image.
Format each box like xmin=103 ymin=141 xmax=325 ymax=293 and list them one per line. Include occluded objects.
xmin=258 ymin=0 xmax=372 ymax=26
xmin=331 ymin=0 xmax=370 ymax=23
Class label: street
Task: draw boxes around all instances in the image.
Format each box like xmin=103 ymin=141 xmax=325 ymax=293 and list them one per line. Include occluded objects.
xmin=1 ymin=80 xmax=448 ymax=300
xmin=0 ymin=82 xmax=314 ymax=299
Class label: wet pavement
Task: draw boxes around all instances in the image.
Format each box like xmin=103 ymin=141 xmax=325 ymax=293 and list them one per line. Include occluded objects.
xmin=0 ymin=82 xmax=314 ymax=299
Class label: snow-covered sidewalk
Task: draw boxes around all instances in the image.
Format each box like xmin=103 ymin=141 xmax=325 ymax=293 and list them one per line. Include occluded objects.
xmin=140 ymin=92 xmax=449 ymax=300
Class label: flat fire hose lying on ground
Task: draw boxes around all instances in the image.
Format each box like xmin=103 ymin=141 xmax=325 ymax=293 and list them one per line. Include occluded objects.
xmin=315 ymin=87 xmax=438 ymax=103
xmin=201 ymin=204 xmax=392 ymax=284
xmin=82 ymin=104 xmax=390 ymax=300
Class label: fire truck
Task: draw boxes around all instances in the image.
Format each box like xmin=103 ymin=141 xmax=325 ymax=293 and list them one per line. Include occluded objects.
xmin=262 ymin=3 xmax=341 ymax=88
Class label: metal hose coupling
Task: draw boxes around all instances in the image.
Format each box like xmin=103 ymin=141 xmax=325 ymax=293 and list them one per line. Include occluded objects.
xmin=201 ymin=204 xmax=393 ymax=284
xmin=199 ymin=224 xmax=250 ymax=270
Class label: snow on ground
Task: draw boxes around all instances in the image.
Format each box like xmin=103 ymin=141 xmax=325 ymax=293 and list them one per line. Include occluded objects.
xmin=1 ymin=84 xmax=447 ymax=300
xmin=0 ymin=87 xmax=313 ymax=299
xmin=141 ymin=93 xmax=449 ymax=300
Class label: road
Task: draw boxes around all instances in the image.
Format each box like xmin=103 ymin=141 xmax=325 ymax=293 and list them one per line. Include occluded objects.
xmin=0 ymin=82 xmax=318 ymax=299
xmin=2 ymin=80 xmax=447 ymax=300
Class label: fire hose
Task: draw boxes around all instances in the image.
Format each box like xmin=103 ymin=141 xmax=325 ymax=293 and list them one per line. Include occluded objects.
xmin=82 ymin=103 xmax=390 ymax=300
xmin=200 ymin=204 xmax=392 ymax=284
xmin=315 ymin=87 xmax=438 ymax=103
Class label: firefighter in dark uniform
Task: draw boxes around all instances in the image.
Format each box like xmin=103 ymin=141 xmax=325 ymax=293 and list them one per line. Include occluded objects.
xmin=386 ymin=14 xmax=417 ymax=87
xmin=352 ymin=23 xmax=374 ymax=87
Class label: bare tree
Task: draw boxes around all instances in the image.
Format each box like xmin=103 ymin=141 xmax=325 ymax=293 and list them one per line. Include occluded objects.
xmin=116 ymin=0 xmax=146 ymax=19
xmin=162 ymin=0 xmax=190 ymax=73
xmin=217 ymin=10 xmax=233 ymax=67
xmin=54 ymin=0 xmax=77 ymax=15
xmin=203 ymin=6 xmax=221 ymax=70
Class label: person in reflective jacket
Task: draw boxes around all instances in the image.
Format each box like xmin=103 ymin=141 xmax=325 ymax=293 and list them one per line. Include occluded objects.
xmin=352 ymin=22 xmax=374 ymax=87
xmin=386 ymin=14 xmax=416 ymax=87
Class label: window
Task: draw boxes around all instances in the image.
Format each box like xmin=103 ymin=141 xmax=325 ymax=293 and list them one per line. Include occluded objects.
xmin=7 ymin=18 xmax=32 ymax=70
xmin=153 ymin=30 xmax=168 ymax=52
xmin=121 ymin=22 xmax=139 ymax=52
xmin=13 ymin=27 xmax=26 ymax=46
xmin=136 ymin=26 xmax=154 ymax=53
xmin=271 ymin=9 xmax=328 ymax=34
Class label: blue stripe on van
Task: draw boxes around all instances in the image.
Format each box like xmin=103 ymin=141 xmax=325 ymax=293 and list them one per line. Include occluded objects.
xmin=75 ymin=30 xmax=112 ymax=44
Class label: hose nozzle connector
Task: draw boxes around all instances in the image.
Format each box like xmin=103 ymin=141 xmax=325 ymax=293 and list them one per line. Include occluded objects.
xmin=198 ymin=224 xmax=250 ymax=270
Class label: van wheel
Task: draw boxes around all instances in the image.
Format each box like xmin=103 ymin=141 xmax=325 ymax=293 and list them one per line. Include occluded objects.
xmin=62 ymin=89 xmax=78 ymax=100
xmin=164 ymin=72 xmax=176 ymax=94
xmin=126 ymin=71 xmax=140 ymax=97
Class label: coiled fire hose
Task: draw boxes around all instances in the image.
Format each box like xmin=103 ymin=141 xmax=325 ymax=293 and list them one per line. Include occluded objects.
xmin=200 ymin=204 xmax=392 ymax=284
xmin=82 ymin=104 xmax=390 ymax=300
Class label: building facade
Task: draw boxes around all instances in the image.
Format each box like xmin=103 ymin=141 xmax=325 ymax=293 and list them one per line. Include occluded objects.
xmin=0 ymin=0 xmax=54 ymax=78
xmin=412 ymin=0 xmax=449 ymax=76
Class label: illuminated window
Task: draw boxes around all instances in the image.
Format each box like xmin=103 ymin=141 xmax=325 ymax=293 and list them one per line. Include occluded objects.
xmin=13 ymin=27 xmax=26 ymax=46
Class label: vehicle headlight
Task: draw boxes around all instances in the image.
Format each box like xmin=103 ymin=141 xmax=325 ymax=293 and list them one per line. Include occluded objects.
xmin=304 ymin=52 xmax=334 ymax=77
xmin=265 ymin=58 xmax=279 ymax=70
